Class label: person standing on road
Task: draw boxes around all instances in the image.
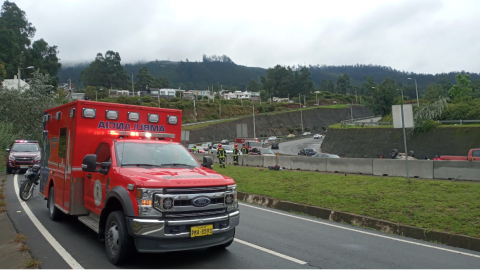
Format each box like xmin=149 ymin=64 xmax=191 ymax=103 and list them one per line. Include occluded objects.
xmin=233 ymin=144 xmax=240 ymax=166
xmin=217 ymin=143 xmax=226 ymax=168
xmin=241 ymin=144 xmax=248 ymax=155
xmin=192 ymin=145 xmax=197 ymax=153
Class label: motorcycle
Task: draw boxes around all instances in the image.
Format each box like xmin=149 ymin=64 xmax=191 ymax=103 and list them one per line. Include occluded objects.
xmin=19 ymin=164 xmax=41 ymax=201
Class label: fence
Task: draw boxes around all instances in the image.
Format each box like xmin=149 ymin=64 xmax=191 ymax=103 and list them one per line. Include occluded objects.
xmin=341 ymin=119 xmax=480 ymax=127
xmin=191 ymin=153 xmax=480 ymax=181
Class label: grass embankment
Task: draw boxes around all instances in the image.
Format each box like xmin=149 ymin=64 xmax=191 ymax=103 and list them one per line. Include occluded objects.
xmin=329 ymin=123 xmax=394 ymax=129
xmin=0 ymin=156 xmax=6 ymax=172
xmin=183 ymin=104 xmax=349 ymax=130
xmin=214 ymin=164 xmax=480 ymax=238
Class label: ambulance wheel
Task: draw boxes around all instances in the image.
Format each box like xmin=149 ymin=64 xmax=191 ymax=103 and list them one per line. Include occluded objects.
xmin=105 ymin=211 xmax=134 ymax=265
xmin=48 ymin=186 xmax=62 ymax=221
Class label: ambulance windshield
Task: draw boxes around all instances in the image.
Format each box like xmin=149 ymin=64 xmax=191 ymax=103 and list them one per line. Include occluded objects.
xmin=116 ymin=142 xmax=199 ymax=168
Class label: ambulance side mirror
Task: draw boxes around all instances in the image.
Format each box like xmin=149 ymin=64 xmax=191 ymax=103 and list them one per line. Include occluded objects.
xmin=202 ymin=156 xmax=213 ymax=169
xmin=82 ymin=154 xmax=97 ymax=172
xmin=6 ymin=149 xmax=10 ymax=152
xmin=99 ymin=162 xmax=111 ymax=175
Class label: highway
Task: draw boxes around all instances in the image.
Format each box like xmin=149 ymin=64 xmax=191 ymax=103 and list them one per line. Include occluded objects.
xmin=273 ymin=137 xmax=325 ymax=156
xmin=5 ymin=173 xmax=480 ymax=268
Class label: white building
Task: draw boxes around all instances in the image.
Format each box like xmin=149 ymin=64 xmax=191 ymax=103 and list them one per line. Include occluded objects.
xmin=1 ymin=75 xmax=30 ymax=92
xmin=222 ymin=91 xmax=261 ymax=100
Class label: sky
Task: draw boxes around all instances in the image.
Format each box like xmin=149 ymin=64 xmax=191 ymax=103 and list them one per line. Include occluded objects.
xmin=10 ymin=0 xmax=480 ymax=74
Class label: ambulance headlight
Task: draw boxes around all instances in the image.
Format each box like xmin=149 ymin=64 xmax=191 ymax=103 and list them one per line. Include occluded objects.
xmin=136 ymin=188 xmax=163 ymax=217
xmin=105 ymin=110 xmax=119 ymax=120
xmin=148 ymin=114 xmax=159 ymax=123
xmin=167 ymin=115 xmax=178 ymax=125
xmin=128 ymin=112 xmax=139 ymax=121
xmin=82 ymin=108 xmax=96 ymax=119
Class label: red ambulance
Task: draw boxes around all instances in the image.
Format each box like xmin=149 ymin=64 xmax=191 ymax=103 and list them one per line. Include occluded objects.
xmin=39 ymin=100 xmax=239 ymax=265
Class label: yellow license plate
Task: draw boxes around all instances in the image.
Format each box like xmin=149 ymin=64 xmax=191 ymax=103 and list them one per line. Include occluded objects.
xmin=20 ymin=165 xmax=29 ymax=168
xmin=190 ymin=224 xmax=213 ymax=238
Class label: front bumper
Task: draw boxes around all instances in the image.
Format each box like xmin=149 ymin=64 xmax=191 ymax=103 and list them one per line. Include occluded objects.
xmin=127 ymin=210 xmax=240 ymax=253
xmin=7 ymin=160 xmax=39 ymax=169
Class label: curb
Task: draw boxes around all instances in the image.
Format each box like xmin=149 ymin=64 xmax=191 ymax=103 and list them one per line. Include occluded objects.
xmin=238 ymin=191 xmax=480 ymax=253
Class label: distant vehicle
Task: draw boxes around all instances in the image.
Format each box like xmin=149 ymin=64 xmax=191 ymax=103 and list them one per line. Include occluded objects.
xmin=205 ymin=142 xmax=213 ymax=149
xmin=197 ymin=147 xmax=206 ymax=154
xmin=312 ymin=153 xmax=340 ymax=158
xmin=313 ymin=134 xmax=322 ymax=139
xmin=271 ymin=142 xmax=279 ymax=150
xmin=245 ymin=141 xmax=262 ymax=151
xmin=440 ymin=149 xmax=480 ymax=161
xmin=259 ymin=148 xmax=276 ymax=156
xmin=298 ymin=148 xmax=317 ymax=156
xmin=222 ymin=145 xmax=234 ymax=154
xmin=201 ymin=144 xmax=210 ymax=153
xmin=302 ymin=132 xmax=312 ymax=136
xmin=268 ymin=136 xmax=277 ymax=142
xmin=6 ymin=140 xmax=41 ymax=174
xmin=287 ymin=134 xmax=295 ymax=138
xmin=220 ymin=139 xmax=230 ymax=145
xmin=187 ymin=144 xmax=196 ymax=152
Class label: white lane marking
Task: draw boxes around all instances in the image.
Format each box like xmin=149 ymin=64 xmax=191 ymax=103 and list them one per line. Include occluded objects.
xmin=239 ymin=202 xmax=480 ymax=259
xmin=14 ymin=175 xmax=83 ymax=269
xmin=234 ymin=238 xmax=307 ymax=265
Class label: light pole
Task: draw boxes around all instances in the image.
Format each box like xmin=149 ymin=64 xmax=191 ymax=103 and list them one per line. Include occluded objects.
xmin=397 ymin=89 xmax=404 ymax=103
xmin=17 ymin=66 xmax=34 ymax=90
xmin=299 ymin=94 xmax=304 ymax=133
xmin=408 ymin=78 xmax=419 ymax=107
xmin=355 ymin=89 xmax=358 ymax=104
xmin=253 ymin=105 xmax=256 ymax=138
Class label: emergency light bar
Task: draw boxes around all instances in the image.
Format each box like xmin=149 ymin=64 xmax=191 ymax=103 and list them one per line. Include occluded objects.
xmin=15 ymin=140 xmax=38 ymax=143
xmin=108 ymin=130 xmax=175 ymax=138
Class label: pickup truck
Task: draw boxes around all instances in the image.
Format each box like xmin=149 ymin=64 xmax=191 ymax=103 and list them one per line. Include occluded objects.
xmin=440 ymin=148 xmax=480 ymax=161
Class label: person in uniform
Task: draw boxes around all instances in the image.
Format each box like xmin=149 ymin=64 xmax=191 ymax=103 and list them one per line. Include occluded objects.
xmin=192 ymin=145 xmax=197 ymax=153
xmin=241 ymin=144 xmax=248 ymax=155
xmin=233 ymin=143 xmax=240 ymax=165
xmin=217 ymin=143 xmax=226 ymax=168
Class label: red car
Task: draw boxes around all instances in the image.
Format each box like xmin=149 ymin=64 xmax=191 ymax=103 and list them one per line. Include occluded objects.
xmin=6 ymin=140 xmax=41 ymax=174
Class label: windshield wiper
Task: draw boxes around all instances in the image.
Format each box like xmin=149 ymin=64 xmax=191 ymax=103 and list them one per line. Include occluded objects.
xmin=160 ymin=163 xmax=195 ymax=168
xmin=121 ymin=163 xmax=160 ymax=168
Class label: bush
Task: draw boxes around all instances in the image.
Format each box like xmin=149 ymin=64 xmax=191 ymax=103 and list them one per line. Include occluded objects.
xmin=170 ymin=97 xmax=180 ymax=102
xmin=141 ymin=95 xmax=154 ymax=103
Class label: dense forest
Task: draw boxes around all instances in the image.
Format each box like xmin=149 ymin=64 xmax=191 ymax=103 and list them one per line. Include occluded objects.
xmin=59 ymin=58 xmax=480 ymax=94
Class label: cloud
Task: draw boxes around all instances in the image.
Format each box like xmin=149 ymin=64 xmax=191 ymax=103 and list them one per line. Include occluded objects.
xmin=11 ymin=0 xmax=480 ymax=74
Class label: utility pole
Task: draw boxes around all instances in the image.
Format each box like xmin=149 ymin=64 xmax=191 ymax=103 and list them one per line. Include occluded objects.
xmin=219 ymin=95 xmax=222 ymax=117
xmin=194 ymin=97 xmax=197 ymax=122
xmin=131 ymin=73 xmax=134 ymax=95
xmin=355 ymin=89 xmax=358 ymax=104
xmin=304 ymin=95 xmax=306 ymax=107
xmin=408 ymin=78 xmax=419 ymax=107
xmin=17 ymin=67 xmax=21 ymax=90
xmin=158 ymin=90 xmax=161 ymax=108
xmin=253 ymin=105 xmax=256 ymax=138
xmin=299 ymin=94 xmax=303 ymax=133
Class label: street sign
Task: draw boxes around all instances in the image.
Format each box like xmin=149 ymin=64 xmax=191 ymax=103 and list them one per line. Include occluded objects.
xmin=236 ymin=123 xmax=248 ymax=138
xmin=392 ymin=104 xmax=414 ymax=129
xmin=181 ymin=130 xmax=190 ymax=141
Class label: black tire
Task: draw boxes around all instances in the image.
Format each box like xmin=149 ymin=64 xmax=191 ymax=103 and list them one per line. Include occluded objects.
xmin=213 ymin=228 xmax=235 ymax=249
xmin=19 ymin=181 xmax=34 ymax=201
xmin=104 ymin=211 xmax=134 ymax=265
xmin=48 ymin=186 xmax=62 ymax=221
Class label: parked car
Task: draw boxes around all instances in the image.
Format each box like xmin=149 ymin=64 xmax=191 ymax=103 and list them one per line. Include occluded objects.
xmin=187 ymin=144 xmax=196 ymax=152
xmin=205 ymin=142 xmax=213 ymax=149
xmin=197 ymin=147 xmax=206 ymax=153
xmin=6 ymin=140 xmax=41 ymax=174
xmin=312 ymin=153 xmax=340 ymax=158
xmin=298 ymin=148 xmax=317 ymax=156
xmin=271 ymin=142 xmax=279 ymax=149
xmin=201 ymin=144 xmax=210 ymax=153
xmin=220 ymin=139 xmax=230 ymax=145
xmin=313 ymin=134 xmax=322 ymax=139
xmin=260 ymin=148 xmax=276 ymax=156
xmin=302 ymin=132 xmax=312 ymax=136
xmin=287 ymin=134 xmax=295 ymax=138
xmin=268 ymin=136 xmax=277 ymax=142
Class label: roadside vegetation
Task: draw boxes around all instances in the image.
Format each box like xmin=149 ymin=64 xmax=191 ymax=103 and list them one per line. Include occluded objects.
xmin=215 ymin=164 xmax=480 ymax=238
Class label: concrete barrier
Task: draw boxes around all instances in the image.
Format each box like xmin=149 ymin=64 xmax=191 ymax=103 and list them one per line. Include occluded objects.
xmin=276 ymin=156 xmax=292 ymax=170
xmin=327 ymin=158 xmax=373 ymax=175
xmin=373 ymin=159 xmax=434 ymax=178
xmin=433 ymin=161 xmax=480 ymax=181
xmin=263 ymin=156 xmax=278 ymax=167
xmin=290 ymin=156 xmax=326 ymax=171
xmin=244 ymin=155 xmax=264 ymax=167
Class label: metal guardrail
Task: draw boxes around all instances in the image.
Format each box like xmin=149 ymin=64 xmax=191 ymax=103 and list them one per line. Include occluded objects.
xmin=343 ymin=119 xmax=480 ymax=127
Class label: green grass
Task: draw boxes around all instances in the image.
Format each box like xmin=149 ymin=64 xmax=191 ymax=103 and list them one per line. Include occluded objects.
xmin=214 ymin=164 xmax=480 ymax=238
xmin=0 ymin=155 xmax=5 ymax=172
xmin=438 ymin=124 xmax=480 ymax=128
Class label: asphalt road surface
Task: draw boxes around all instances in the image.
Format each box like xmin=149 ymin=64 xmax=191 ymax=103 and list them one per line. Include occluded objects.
xmin=273 ymin=137 xmax=325 ymax=156
xmin=5 ymin=172 xmax=480 ymax=269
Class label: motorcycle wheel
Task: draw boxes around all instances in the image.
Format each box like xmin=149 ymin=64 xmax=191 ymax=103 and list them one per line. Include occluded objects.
xmin=19 ymin=181 xmax=34 ymax=201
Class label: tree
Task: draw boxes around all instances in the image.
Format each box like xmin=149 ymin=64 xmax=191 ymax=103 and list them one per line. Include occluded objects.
xmin=247 ymin=79 xmax=260 ymax=92
xmin=448 ymin=73 xmax=472 ymax=101
xmin=424 ymin=83 xmax=448 ymax=101
xmin=84 ymin=86 xmax=107 ymax=100
xmin=80 ymin=51 xmax=130 ymax=89
xmin=153 ymin=76 xmax=170 ymax=88
xmin=297 ymin=66 xmax=314 ymax=95
xmin=327 ymin=80 xmax=335 ymax=93
xmin=0 ymin=0 xmax=36 ymax=77
xmin=320 ymin=79 xmax=329 ymax=92
xmin=0 ymin=61 xmax=6 ymax=82
xmin=135 ymin=67 xmax=154 ymax=90
xmin=26 ymin=38 xmax=61 ymax=86
xmin=336 ymin=74 xmax=351 ymax=95
xmin=370 ymin=78 xmax=397 ymax=116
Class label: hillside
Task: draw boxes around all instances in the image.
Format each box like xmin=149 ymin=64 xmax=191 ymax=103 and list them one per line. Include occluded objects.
xmin=58 ymin=60 xmax=480 ymax=91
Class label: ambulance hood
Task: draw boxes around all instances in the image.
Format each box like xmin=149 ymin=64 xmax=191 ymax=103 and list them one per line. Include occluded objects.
xmin=119 ymin=167 xmax=235 ymax=188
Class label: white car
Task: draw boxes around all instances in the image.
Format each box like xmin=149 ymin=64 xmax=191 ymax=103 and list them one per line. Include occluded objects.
xmin=303 ymin=132 xmax=312 ymax=136
xmin=268 ymin=136 xmax=277 ymax=141
xmin=313 ymin=134 xmax=322 ymax=139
